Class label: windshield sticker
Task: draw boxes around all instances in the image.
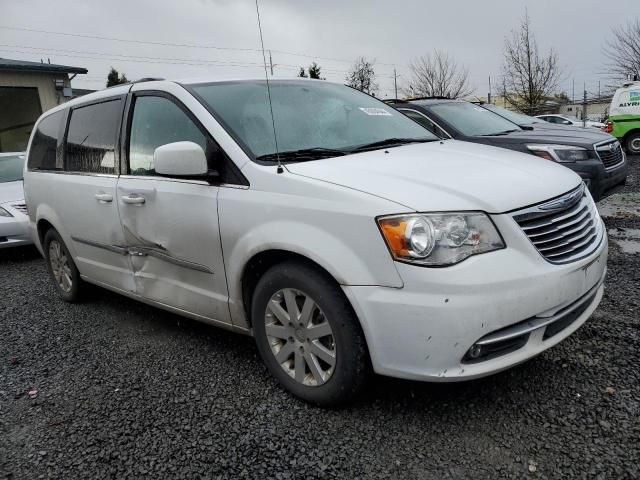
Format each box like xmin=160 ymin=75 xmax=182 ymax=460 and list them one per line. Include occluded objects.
xmin=359 ymin=107 xmax=392 ymax=116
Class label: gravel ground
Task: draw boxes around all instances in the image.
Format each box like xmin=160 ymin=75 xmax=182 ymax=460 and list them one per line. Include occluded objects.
xmin=1 ymin=159 xmax=639 ymax=479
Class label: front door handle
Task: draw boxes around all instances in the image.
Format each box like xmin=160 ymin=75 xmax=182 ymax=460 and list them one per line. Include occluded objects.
xmin=94 ymin=192 xmax=113 ymax=203
xmin=121 ymin=194 xmax=146 ymax=205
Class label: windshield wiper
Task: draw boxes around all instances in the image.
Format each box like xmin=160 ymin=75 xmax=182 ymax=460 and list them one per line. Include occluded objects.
xmin=349 ymin=137 xmax=436 ymax=152
xmin=256 ymin=147 xmax=348 ymax=163
xmin=479 ymin=129 xmax=521 ymax=136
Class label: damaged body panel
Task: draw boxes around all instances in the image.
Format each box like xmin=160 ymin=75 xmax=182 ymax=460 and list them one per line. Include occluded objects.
xmin=116 ymin=176 xmax=230 ymax=324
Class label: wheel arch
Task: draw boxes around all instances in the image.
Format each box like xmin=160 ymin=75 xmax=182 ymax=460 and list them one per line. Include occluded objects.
xmin=622 ymin=127 xmax=640 ymax=151
xmin=240 ymin=249 xmax=344 ymax=330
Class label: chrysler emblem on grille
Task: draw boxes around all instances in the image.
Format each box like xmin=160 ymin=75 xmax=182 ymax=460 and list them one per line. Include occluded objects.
xmin=538 ymin=185 xmax=584 ymax=211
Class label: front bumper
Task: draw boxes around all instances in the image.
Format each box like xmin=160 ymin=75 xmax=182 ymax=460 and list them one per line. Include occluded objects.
xmin=0 ymin=203 xmax=32 ymax=249
xmin=343 ymin=214 xmax=608 ymax=382
xmin=571 ymin=158 xmax=628 ymax=201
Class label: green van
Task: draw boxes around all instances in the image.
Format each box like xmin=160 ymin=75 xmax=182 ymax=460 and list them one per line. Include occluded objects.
xmin=606 ymin=81 xmax=640 ymax=154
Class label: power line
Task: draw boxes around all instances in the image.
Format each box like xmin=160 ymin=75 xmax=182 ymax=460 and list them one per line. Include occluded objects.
xmin=0 ymin=24 xmax=401 ymax=69
xmin=0 ymin=25 xmax=262 ymax=52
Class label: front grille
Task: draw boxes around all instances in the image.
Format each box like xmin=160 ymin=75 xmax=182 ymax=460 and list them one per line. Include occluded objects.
xmin=11 ymin=203 xmax=28 ymax=215
xmin=513 ymin=185 xmax=603 ymax=264
xmin=596 ymin=140 xmax=625 ymax=170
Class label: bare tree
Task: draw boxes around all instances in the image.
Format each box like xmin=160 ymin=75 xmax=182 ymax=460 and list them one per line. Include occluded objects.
xmin=604 ymin=18 xmax=640 ymax=82
xmin=346 ymin=57 xmax=377 ymax=95
xmin=405 ymin=50 xmax=473 ymax=99
xmin=502 ymin=12 xmax=561 ymax=115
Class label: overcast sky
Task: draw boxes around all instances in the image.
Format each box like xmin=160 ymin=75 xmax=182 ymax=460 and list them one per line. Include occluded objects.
xmin=1 ymin=0 xmax=635 ymax=98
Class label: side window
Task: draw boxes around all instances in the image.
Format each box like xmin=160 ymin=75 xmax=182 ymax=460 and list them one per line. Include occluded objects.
xmin=27 ymin=110 xmax=65 ymax=170
xmin=128 ymin=96 xmax=208 ymax=176
xmin=401 ymin=110 xmax=448 ymax=138
xmin=65 ymin=99 xmax=122 ymax=174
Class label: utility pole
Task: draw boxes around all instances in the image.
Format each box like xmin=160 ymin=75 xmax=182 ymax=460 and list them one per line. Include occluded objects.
xmin=598 ymin=80 xmax=601 ymax=100
xmin=394 ymin=67 xmax=398 ymax=99
xmin=582 ymin=83 xmax=587 ymax=128
xmin=488 ymin=75 xmax=492 ymax=104
xmin=572 ymin=79 xmax=575 ymax=104
xmin=269 ymin=50 xmax=274 ymax=76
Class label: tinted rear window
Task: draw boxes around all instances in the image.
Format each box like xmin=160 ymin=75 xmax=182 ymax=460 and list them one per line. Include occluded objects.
xmin=65 ymin=99 xmax=122 ymax=174
xmin=27 ymin=110 xmax=64 ymax=170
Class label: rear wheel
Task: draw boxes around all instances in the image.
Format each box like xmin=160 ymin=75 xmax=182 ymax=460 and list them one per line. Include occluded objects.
xmin=252 ymin=261 xmax=371 ymax=406
xmin=626 ymin=131 xmax=640 ymax=155
xmin=44 ymin=229 xmax=85 ymax=302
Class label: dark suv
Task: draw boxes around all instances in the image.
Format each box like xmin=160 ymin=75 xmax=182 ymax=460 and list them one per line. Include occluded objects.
xmin=387 ymin=98 xmax=628 ymax=201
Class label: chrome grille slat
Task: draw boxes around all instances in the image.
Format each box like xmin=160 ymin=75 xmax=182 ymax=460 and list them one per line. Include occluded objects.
xmin=533 ymin=219 xmax=594 ymax=247
xmin=544 ymin=231 xmax=598 ymax=258
xmin=536 ymin=224 xmax=596 ymax=252
xmin=523 ymin=205 xmax=590 ymax=236
xmin=520 ymin=201 xmax=586 ymax=231
xmin=512 ymin=185 xmax=602 ymax=264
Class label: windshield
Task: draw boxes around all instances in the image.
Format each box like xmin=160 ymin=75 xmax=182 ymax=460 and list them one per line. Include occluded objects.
xmin=482 ymin=104 xmax=541 ymax=125
xmin=190 ymin=80 xmax=437 ymax=160
xmin=429 ymin=102 xmax=522 ymax=136
xmin=0 ymin=153 xmax=25 ymax=183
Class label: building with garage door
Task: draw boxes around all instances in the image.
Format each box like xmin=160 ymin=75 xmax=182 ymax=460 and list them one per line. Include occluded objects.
xmin=0 ymin=58 xmax=87 ymax=153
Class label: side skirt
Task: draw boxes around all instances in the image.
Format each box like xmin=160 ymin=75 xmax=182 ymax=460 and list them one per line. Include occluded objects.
xmin=81 ymin=275 xmax=252 ymax=336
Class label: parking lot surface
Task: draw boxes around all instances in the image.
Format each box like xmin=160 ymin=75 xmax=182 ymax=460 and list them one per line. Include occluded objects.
xmin=1 ymin=158 xmax=639 ymax=479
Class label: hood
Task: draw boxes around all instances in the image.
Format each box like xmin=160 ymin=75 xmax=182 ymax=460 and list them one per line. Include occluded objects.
xmin=529 ymin=122 xmax=603 ymax=134
xmin=286 ymin=140 xmax=581 ymax=213
xmin=479 ymin=127 xmax=614 ymax=148
xmin=0 ymin=181 xmax=25 ymax=205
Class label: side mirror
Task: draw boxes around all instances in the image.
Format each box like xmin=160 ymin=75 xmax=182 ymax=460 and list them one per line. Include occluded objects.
xmin=153 ymin=141 xmax=208 ymax=177
xmin=562 ymin=120 xmax=571 ymax=125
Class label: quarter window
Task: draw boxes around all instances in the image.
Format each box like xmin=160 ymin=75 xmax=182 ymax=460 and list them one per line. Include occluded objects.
xmin=128 ymin=96 xmax=207 ymax=176
xmin=65 ymin=99 xmax=122 ymax=174
xmin=27 ymin=110 xmax=65 ymax=170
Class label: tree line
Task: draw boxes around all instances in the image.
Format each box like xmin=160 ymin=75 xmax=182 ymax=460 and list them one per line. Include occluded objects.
xmin=106 ymin=13 xmax=640 ymax=116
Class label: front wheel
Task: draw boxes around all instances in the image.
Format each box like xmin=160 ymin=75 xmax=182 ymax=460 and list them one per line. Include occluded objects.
xmin=252 ymin=261 xmax=371 ymax=406
xmin=626 ymin=132 xmax=640 ymax=155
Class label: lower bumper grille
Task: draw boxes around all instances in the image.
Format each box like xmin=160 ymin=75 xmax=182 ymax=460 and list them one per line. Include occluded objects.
xmin=463 ymin=274 xmax=604 ymax=363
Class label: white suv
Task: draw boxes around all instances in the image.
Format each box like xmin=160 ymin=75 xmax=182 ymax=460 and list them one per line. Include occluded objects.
xmin=24 ymin=79 xmax=607 ymax=405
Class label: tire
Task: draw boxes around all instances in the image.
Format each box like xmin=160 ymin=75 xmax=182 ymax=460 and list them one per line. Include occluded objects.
xmin=626 ymin=131 xmax=640 ymax=155
xmin=252 ymin=261 xmax=371 ymax=406
xmin=43 ymin=229 xmax=85 ymax=302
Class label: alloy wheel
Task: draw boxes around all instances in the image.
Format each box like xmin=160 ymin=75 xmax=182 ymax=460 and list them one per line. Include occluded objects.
xmin=264 ymin=288 xmax=336 ymax=386
xmin=49 ymin=240 xmax=73 ymax=293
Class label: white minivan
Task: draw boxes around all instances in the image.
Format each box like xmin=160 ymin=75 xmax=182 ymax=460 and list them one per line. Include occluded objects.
xmin=24 ymin=79 xmax=607 ymax=405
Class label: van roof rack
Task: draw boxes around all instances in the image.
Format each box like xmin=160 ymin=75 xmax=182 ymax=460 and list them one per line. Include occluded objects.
xmin=132 ymin=77 xmax=165 ymax=83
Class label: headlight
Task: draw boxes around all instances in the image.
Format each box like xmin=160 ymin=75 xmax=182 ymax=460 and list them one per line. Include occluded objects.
xmin=527 ymin=144 xmax=590 ymax=162
xmin=0 ymin=206 xmax=13 ymax=218
xmin=377 ymin=213 xmax=505 ymax=266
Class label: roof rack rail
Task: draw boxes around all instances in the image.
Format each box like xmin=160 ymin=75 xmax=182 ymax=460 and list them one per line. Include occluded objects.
xmin=132 ymin=77 xmax=165 ymax=83
xmin=409 ymin=96 xmax=453 ymax=101
xmin=382 ymin=98 xmax=408 ymax=104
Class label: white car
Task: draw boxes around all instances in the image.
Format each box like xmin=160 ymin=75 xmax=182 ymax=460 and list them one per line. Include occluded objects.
xmin=536 ymin=114 xmax=606 ymax=129
xmin=23 ymin=79 xmax=607 ymax=405
xmin=0 ymin=152 xmax=31 ymax=248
